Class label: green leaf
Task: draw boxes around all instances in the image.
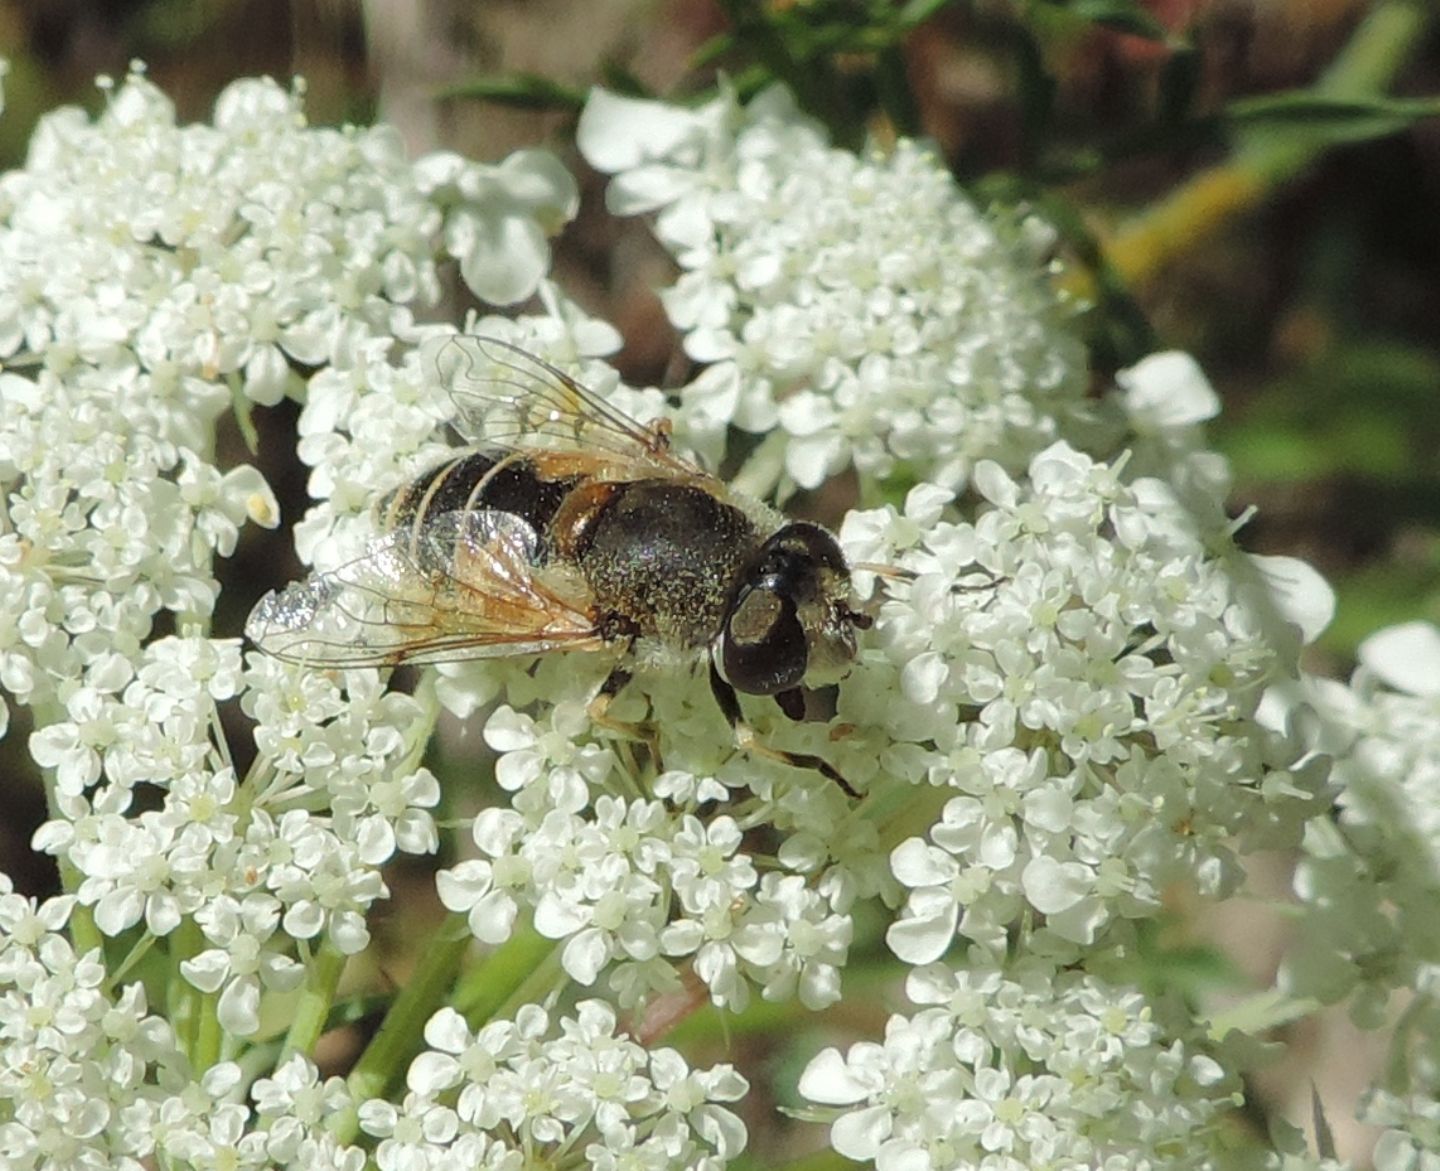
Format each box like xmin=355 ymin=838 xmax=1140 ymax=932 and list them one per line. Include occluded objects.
xmin=1026 ymin=0 xmax=1168 ymax=40
xmin=597 ymin=62 xmax=653 ymax=99
xmin=1065 ymin=0 xmax=1169 ymax=39
xmin=1227 ymin=91 xmax=1440 ymax=146
xmin=1207 ymin=988 xmax=1323 ymax=1040
xmin=438 ymin=73 xmax=586 ymax=112
xmin=897 ymin=0 xmax=956 ymax=28
xmin=690 ymin=30 xmax=737 ymax=70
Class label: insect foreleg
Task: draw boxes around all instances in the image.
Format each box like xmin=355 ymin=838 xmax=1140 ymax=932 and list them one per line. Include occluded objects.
xmin=707 ymin=663 xmax=859 ymax=799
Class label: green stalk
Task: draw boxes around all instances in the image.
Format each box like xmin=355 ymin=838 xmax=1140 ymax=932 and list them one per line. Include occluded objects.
xmin=344 ymin=914 xmax=473 ymax=1107
xmin=281 ymin=937 xmax=348 ymax=1059
xmin=166 ymin=917 xmax=213 ymax=1064
xmin=451 ymin=921 xmax=561 ymax=1026
xmin=1110 ymin=0 xmax=1432 ymax=286
xmin=192 ymin=985 xmax=224 ymax=1071
xmin=729 ymin=430 xmax=789 ymax=502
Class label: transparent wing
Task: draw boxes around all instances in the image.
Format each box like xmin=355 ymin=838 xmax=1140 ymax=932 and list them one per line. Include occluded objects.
xmin=424 ymin=334 xmax=705 ymax=479
xmin=245 ymin=510 xmax=606 ymax=668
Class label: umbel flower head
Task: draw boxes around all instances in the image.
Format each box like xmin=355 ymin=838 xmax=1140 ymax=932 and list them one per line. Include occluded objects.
xmin=799 ymin=952 xmax=1235 ymax=1170
xmin=0 ymin=65 xmax=577 ymax=725
xmin=579 ymin=84 xmax=1089 ymax=489
xmin=1281 ymin=624 xmax=1440 ymax=1032
xmin=0 ymin=59 xmax=1372 ymax=1171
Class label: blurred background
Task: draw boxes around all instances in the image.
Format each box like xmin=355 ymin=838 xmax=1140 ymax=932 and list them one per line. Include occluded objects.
xmin=0 ymin=1 xmax=1436 ymax=1164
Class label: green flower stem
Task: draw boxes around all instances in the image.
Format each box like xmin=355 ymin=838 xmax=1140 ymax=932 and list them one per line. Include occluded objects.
xmin=192 ymin=984 xmax=224 ymax=1070
xmin=868 ymin=780 xmax=951 ymax=857
xmin=57 ymin=862 xmax=102 ymax=957
xmin=166 ymin=917 xmax=217 ymax=1067
xmin=451 ymin=920 xmax=562 ymax=1027
xmin=729 ymin=430 xmax=789 ymax=502
xmin=344 ymin=913 xmax=472 ymax=1107
xmin=1109 ymin=0 xmax=1431 ymax=286
xmin=281 ymin=937 xmax=348 ymax=1060
xmin=105 ymin=930 xmax=160 ymax=993
xmin=1205 ymin=986 xmax=1321 ymax=1040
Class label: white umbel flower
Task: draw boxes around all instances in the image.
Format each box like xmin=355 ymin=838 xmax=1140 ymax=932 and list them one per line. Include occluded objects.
xmin=579 ymin=85 xmax=1087 ymax=491
xmin=800 ymin=958 xmax=1233 ymax=1170
xmin=841 ymin=446 xmax=1332 ymax=961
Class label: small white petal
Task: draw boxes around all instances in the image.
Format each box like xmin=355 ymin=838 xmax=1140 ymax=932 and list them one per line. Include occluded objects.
xmin=217 ymin=975 xmax=261 ymax=1036
xmin=831 ymin=1105 xmax=894 ymax=1160
xmin=1021 ymin=855 xmax=1091 ymax=914
xmin=454 ymin=211 xmax=549 ymax=306
xmin=577 ymin=88 xmax=705 ymax=172
xmin=1359 ymin=621 xmax=1440 ymax=697
xmin=889 ymin=839 xmax=953 ymax=888
xmin=900 ymin=652 xmax=948 ymax=705
xmin=972 ymin=460 xmax=1018 ymax=508
xmin=93 ymin=888 xmax=143 ymax=936
xmin=534 ymin=893 xmax=588 ymax=939
xmin=1252 ymin=553 xmax=1335 ymax=646
xmin=180 ymin=949 xmax=231 ymax=993
xmin=408 ymin=1051 xmax=461 ymax=1096
xmin=562 ymin=927 xmax=609 ymax=985
xmin=467 ymin=890 xmax=518 ymax=945
xmin=1117 ymin=350 xmax=1220 ymax=428
xmin=798 ymin=1048 xmax=874 ymax=1105
xmin=886 ymin=905 xmax=958 ymax=965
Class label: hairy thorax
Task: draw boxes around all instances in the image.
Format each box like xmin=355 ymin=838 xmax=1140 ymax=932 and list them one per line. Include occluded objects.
xmin=573 ymin=480 xmax=764 ymax=651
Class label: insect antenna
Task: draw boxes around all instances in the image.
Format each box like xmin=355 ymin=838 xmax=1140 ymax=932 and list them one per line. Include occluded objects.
xmin=852 ymin=561 xmax=1005 ymax=593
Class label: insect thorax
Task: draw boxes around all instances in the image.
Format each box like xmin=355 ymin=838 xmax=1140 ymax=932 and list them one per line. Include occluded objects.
xmin=574 ymin=480 xmax=763 ymax=651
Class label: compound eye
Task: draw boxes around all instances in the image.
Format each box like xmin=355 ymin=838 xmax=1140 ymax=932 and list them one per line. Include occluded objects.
xmin=722 ymin=585 xmax=807 ymax=695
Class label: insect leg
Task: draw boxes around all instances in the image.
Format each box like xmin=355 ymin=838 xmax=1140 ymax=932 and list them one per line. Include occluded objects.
xmin=588 ymin=664 xmax=665 ymax=772
xmin=853 ymin=561 xmax=1004 ymax=593
xmin=708 ymin=663 xmax=859 ymax=799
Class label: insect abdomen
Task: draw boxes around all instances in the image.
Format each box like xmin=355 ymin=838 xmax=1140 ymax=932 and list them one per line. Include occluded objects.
xmin=382 ymin=452 xmax=576 ymax=560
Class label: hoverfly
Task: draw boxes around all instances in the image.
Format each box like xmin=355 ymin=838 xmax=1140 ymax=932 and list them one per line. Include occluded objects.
xmin=245 ymin=336 xmax=876 ymax=795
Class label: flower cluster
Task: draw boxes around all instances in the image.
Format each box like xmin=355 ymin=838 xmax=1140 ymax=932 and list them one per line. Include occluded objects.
xmin=421 ymin=439 xmax=1330 ymax=1038
xmin=1 ymin=68 xmax=574 ymax=1039
xmin=578 ymin=86 xmax=1089 ymax=488
xmin=363 ymin=1000 xmax=747 ymax=1171
xmin=840 ymin=444 xmax=1331 ymax=961
xmin=435 ymin=659 xmax=856 ymax=1012
xmin=1361 ymin=1087 xmax=1440 ymax=1171
xmin=0 ymin=56 xmax=1405 ymax=1171
xmin=0 ymin=884 xmax=188 ymax=1171
xmin=799 ymin=954 xmax=1234 ymax=1170
xmin=3 ymin=887 xmax=751 ymax=1171
xmin=0 ymin=66 xmax=575 ymax=729
xmin=26 ymin=635 xmax=441 ymax=1034
xmin=1275 ymin=623 xmax=1440 ymax=1124
xmin=0 ymin=367 xmax=275 ymax=730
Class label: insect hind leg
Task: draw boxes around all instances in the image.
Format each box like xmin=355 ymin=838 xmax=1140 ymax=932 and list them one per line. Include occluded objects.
xmin=708 ymin=664 xmax=859 ymax=799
